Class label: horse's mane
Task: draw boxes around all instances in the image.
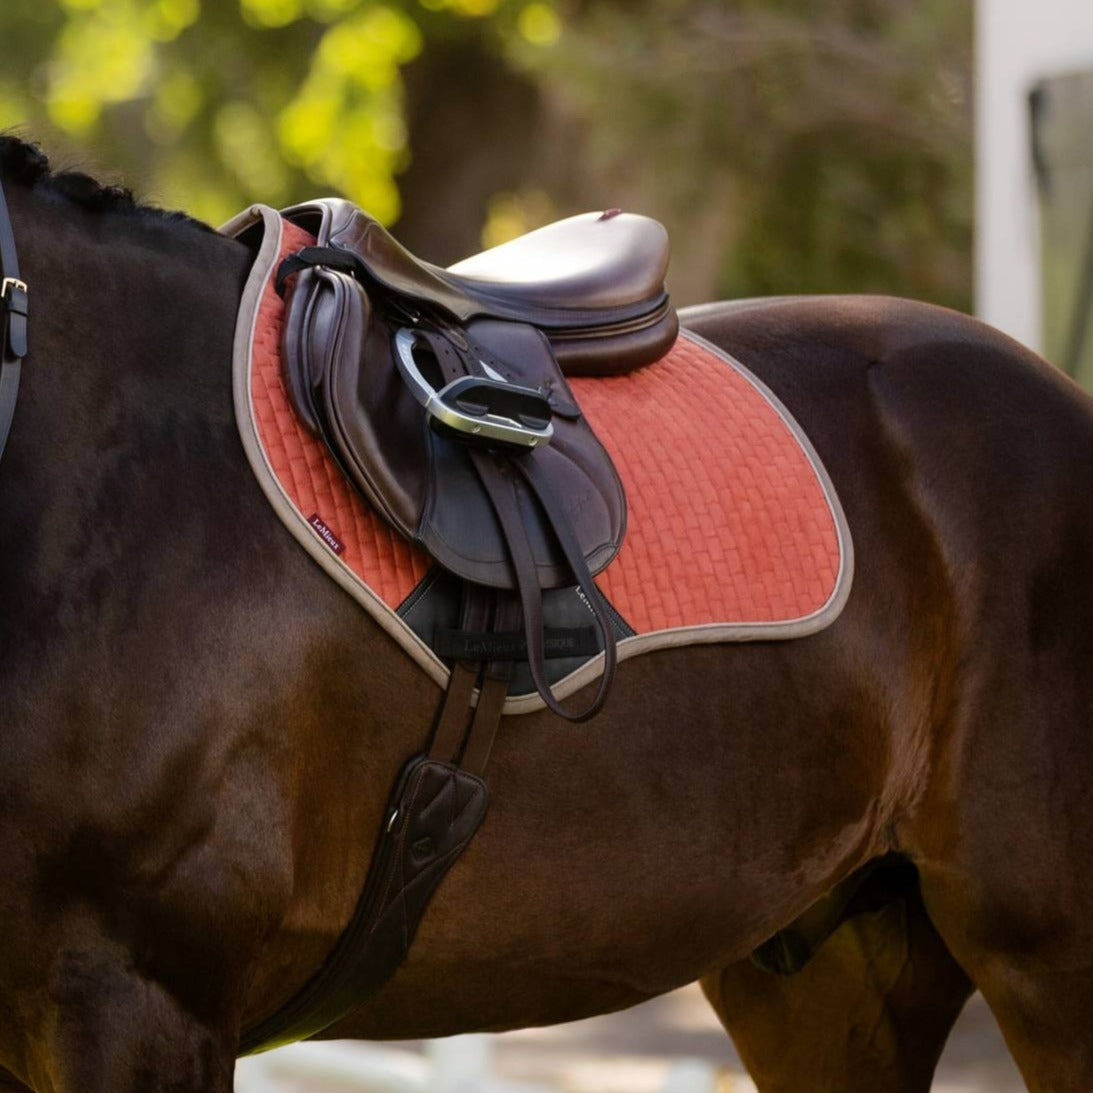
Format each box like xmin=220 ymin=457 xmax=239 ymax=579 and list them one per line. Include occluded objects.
xmin=0 ymin=135 xmax=214 ymax=233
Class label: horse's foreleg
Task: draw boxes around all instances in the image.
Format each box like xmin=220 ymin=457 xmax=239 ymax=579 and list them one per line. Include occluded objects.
xmin=26 ymin=947 xmax=237 ymax=1093
xmin=700 ymin=888 xmax=971 ymax=1093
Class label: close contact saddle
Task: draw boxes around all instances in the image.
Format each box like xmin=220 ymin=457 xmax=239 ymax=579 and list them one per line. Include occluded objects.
xmin=275 ymin=198 xmax=675 ymax=722
xmin=238 ymin=199 xmax=676 ymax=1052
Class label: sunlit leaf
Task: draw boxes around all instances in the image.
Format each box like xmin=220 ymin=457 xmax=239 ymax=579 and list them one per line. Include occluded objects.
xmin=418 ymin=0 xmax=503 ymax=17
xmin=517 ymin=2 xmax=559 ymax=46
xmin=47 ymin=4 xmax=157 ymax=134
xmin=143 ymin=0 xmax=200 ymax=41
xmin=213 ymin=102 xmax=288 ymax=202
xmin=240 ymin=0 xmax=304 ymax=29
xmin=145 ymin=66 xmax=202 ymax=141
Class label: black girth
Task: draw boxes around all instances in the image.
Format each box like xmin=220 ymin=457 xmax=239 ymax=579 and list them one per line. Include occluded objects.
xmin=0 ymin=177 xmax=28 ymax=462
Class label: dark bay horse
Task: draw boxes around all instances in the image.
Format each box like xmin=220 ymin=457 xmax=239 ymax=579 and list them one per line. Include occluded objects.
xmin=1 ymin=136 xmax=1091 ymax=1093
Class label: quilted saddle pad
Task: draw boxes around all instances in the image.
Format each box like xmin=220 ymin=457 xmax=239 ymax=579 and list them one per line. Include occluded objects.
xmin=227 ymin=206 xmax=853 ymax=714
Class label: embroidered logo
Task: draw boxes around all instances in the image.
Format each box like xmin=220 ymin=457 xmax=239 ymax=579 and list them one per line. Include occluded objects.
xmin=308 ymin=513 xmax=346 ymax=556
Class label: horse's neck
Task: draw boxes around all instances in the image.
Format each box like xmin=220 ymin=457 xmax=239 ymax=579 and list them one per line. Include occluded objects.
xmin=10 ymin=184 xmax=249 ymax=427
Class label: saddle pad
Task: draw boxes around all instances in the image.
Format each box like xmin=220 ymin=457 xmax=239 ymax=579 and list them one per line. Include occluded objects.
xmin=229 ymin=206 xmax=853 ymax=714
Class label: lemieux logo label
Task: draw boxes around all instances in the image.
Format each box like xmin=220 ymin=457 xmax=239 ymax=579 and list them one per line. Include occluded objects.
xmin=308 ymin=513 xmax=346 ymax=556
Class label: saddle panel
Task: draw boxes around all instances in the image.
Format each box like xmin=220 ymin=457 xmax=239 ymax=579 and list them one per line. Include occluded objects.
xmin=546 ymin=308 xmax=679 ymax=376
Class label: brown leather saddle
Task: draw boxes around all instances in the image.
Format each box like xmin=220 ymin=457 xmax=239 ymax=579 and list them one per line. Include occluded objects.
xmin=239 ymin=199 xmax=676 ymax=1053
xmin=276 ymin=198 xmax=676 ymax=720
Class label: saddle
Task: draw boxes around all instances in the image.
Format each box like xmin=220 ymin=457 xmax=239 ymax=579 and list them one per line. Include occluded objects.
xmin=276 ymin=198 xmax=676 ymax=721
xmin=237 ymin=198 xmax=677 ymax=1053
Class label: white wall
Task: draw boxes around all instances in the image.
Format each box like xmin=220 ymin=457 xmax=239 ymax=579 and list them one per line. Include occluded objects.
xmin=976 ymin=0 xmax=1093 ymax=351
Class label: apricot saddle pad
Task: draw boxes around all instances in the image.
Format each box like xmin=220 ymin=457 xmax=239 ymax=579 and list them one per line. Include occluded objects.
xmin=230 ymin=211 xmax=853 ymax=714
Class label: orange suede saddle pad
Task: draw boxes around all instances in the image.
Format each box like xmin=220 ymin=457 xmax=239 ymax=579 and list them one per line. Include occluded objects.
xmin=228 ymin=208 xmax=853 ymax=714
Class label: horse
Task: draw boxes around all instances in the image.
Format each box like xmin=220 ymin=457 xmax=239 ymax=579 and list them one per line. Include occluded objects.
xmin=1 ymin=135 xmax=1090 ymax=1093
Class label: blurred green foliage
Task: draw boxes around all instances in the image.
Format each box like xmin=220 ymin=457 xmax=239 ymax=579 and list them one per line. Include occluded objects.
xmin=0 ymin=0 xmax=971 ymax=308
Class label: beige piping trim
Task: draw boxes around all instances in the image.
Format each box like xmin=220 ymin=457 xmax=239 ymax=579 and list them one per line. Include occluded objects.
xmin=503 ymin=328 xmax=855 ymax=714
xmin=226 ymin=209 xmax=854 ymax=716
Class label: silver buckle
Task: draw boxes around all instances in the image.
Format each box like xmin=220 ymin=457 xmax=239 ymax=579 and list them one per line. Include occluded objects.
xmin=1 ymin=277 xmax=27 ymax=300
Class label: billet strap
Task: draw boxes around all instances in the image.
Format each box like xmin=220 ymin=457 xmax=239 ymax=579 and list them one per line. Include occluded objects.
xmin=428 ymin=586 xmax=492 ymax=763
xmin=0 ymin=179 xmax=27 ymax=463
xmin=460 ymin=595 xmax=520 ymax=776
xmin=429 ymin=660 xmax=478 ymax=763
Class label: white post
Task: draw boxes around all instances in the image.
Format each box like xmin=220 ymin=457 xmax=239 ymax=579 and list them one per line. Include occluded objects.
xmin=976 ymin=0 xmax=1093 ymax=352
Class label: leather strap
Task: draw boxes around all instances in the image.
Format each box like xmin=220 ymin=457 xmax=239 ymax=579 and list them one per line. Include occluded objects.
xmin=414 ymin=321 xmax=618 ymax=719
xmin=460 ymin=595 xmax=520 ymax=776
xmin=429 ymin=659 xmax=478 ymax=763
xmin=0 ymin=178 xmax=27 ymax=464
xmin=461 ymin=671 xmax=509 ymax=776
xmin=471 ymin=448 xmax=617 ymax=722
xmin=428 ymin=586 xmax=491 ymax=763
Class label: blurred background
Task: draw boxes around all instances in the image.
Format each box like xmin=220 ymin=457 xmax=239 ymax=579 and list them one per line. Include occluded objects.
xmin=0 ymin=0 xmax=975 ymax=310
xmin=1 ymin=1 xmax=1091 ymax=1090
xmin=3 ymin=0 xmax=1090 ymax=389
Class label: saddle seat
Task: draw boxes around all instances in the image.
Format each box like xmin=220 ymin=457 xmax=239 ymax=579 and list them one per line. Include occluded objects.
xmin=446 ymin=210 xmax=669 ymax=312
xmin=282 ymin=199 xmax=677 ymax=375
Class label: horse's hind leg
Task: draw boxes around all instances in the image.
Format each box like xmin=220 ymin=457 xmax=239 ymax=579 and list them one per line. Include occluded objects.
xmin=919 ymin=838 xmax=1093 ymax=1092
xmin=701 ymin=884 xmax=972 ymax=1093
xmin=908 ymin=619 xmax=1093 ymax=1088
xmin=25 ymin=947 xmax=237 ymax=1093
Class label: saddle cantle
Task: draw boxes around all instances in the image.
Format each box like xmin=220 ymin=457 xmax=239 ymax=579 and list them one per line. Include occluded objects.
xmin=274 ymin=197 xmax=673 ymax=720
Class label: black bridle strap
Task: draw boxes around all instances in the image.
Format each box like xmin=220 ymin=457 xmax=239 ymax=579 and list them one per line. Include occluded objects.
xmin=0 ymin=177 xmax=28 ymax=462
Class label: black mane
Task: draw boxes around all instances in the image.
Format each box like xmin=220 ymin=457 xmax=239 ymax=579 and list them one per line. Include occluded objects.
xmin=0 ymin=135 xmax=215 ymax=233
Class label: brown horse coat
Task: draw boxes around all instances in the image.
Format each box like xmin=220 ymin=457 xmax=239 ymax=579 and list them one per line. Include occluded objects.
xmin=1 ymin=141 xmax=1091 ymax=1092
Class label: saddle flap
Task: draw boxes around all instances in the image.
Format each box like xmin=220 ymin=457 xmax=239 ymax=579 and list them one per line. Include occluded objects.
xmin=418 ymin=318 xmax=624 ymax=585
xmin=283 ymin=262 xmax=430 ymax=537
xmin=286 ymin=258 xmax=625 ymax=588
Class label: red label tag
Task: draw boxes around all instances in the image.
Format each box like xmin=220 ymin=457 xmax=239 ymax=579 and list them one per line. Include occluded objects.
xmin=308 ymin=513 xmax=346 ymax=555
